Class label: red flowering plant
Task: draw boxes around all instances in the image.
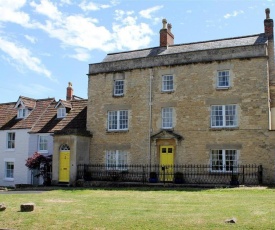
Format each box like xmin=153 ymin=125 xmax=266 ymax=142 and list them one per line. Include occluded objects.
xmin=25 ymin=152 xmax=52 ymax=185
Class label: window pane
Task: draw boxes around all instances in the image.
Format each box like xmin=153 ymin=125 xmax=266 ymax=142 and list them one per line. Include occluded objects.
xmin=225 ymin=150 xmax=237 ymax=172
xmin=225 ymin=105 xmax=237 ymax=127
xmin=108 ymin=111 xmax=117 ymax=130
xmin=114 ymin=80 xmax=124 ymax=96
xmin=39 ymin=136 xmax=48 ymax=151
xmin=106 ymin=150 xmax=127 ymax=170
xmin=108 ymin=110 xmax=128 ymax=130
xmin=211 ymin=150 xmax=223 ymax=171
xmin=119 ymin=111 xmax=128 ymax=130
xmin=106 ymin=150 xmax=116 ymax=169
xmin=162 ymin=108 xmax=173 ymax=128
xmin=218 ymin=71 xmax=229 ymax=87
xmin=7 ymin=133 xmax=15 ymax=149
xmin=117 ymin=150 xmax=127 ymax=169
xmin=211 ymin=105 xmax=237 ymax=128
xmin=211 ymin=106 xmax=223 ymax=127
xmin=57 ymin=108 xmax=66 ymax=118
xmin=162 ymin=75 xmax=173 ymax=91
xmin=6 ymin=162 xmax=14 ymax=178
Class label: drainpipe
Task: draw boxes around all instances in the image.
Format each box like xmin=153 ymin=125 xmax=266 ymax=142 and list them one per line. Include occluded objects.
xmin=149 ymin=69 xmax=153 ymax=165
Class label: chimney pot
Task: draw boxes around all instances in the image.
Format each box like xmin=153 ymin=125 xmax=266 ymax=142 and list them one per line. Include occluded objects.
xmin=159 ymin=19 xmax=174 ymax=47
xmin=162 ymin=18 xmax=167 ymax=29
xmin=66 ymin=82 xmax=73 ymax=101
xmin=266 ymin=8 xmax=270 ymax=19
xmin=167 ymin=23 xmax=172 ymax=32
xmin=264 ymin=8 xmax=273 ymax=39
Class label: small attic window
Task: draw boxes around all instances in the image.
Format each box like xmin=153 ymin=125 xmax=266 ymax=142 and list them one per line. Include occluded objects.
xmin=17 ymin=108 xmax=28 ymax=119
xmin=57 ymin=108 xmax=66 ymax=118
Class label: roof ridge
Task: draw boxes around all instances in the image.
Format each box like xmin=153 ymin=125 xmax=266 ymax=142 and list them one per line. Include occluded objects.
xmin=105 ymin=33 xmax=263 ymax=56
xmin=172 ymin=33 xmax=264 ymax=47
xmin=19 ymin=96 xmax=36 ymax=101
xmin=0 ymin=102 xmax=17 ymax=105
xmin=36 ymin=97 xmax=55 ymax=101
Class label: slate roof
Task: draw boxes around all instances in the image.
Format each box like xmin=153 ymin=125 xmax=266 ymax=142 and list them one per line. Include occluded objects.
xmin=102 ymin=34 xmax=267 ymax=63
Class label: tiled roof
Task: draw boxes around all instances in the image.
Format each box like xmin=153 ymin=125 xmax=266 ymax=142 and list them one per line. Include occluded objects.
xmin=19 ymin=96 xmax=37 ymax=109
xmin=102 ymin=34 xmax=267 ymax=63
xmin=55 ymin=100 xmax=72 ymax=109
xmin=0 ymin=98 xmax=54 ymax=130
xmin=0 ymin=95 xmax=89 ymax=135
xmin=31 ymin=99 xmax=89 ymax=135
xmin=0 ymin=102 xmax=17 ymax=129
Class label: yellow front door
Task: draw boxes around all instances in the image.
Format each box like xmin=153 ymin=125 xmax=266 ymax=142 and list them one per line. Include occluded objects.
xmin=160 ymin=146 xmax=174 ymax=181
xmin=59 ymin=151 xmax=70 ymax=182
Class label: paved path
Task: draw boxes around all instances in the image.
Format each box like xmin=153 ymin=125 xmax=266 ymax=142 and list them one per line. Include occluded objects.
xmin=0 ymin=190 xmax=45 ymax=194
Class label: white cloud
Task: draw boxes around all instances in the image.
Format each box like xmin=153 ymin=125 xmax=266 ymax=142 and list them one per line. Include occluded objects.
xmin=33 ymin=14 xmax=112 ymax=52
xmin=0 ymin=0 xmax=30 ymax=25
xmin=79 ymin=0 xmax=118 ymax=11
xmin=24 ymin=35 xmax=37 ymax=44
xmin=139 ymin=5 xmax=163 ymax=19
xmin=224 ymin=10 xmax=244 ymax=19
xmin=0 ymin=37 xmax=52 ymax=79
xmin=17 ymin=83 xmax=53 ymax=98
xmin=0 ymin=0 xmax=156 ymax=63
xmin=60 ymin=0 xmax=72 ymax=5
xmin=30 ymin=0 xmax=62 ymax=21
xmin=69 ymin=48 xmax=91 ymax=61
xmin=113 ymin=10 xmax=153 ymax=50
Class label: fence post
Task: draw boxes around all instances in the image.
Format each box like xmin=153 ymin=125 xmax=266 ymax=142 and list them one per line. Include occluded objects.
xmin=242 ymin=165 xmax=245 ymax=185
xmin=258 ymin=165 xmax=263 ymax=185
xmin=142 ymin=166 xmax=145 ymax=184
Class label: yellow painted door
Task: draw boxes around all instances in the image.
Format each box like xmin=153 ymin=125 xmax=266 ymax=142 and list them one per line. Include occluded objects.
xmin=160 ymin=146 xmax=174 ymax=181
xmin=59 ymin=151 xmax=70 ymax=182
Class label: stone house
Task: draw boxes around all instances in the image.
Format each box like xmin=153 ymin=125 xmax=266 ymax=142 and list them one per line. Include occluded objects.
xmin=87 ymin=9 xmax=275 ymax=184
xmin=30 ymin=83 xmax=91 ymax=186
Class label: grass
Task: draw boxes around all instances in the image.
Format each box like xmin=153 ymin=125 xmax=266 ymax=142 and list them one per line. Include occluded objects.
xmin=1 ymin=187 xmax=275 ymax=229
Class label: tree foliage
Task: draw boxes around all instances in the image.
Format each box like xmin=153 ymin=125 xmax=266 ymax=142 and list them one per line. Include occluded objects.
xmin=25 ymin=152 xmax=52 ymax=185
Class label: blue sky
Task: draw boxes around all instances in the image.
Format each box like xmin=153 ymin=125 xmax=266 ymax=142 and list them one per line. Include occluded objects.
xmin=0 ymin=0 xmax=274 ymax=103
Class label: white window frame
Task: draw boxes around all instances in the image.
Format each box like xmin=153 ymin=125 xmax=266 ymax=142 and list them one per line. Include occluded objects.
xmin=7 ymin=132 xmax=15 ymax=149
xmin=162 ymin=107 xmax=173 ymax=129
xmin=217 ymin=70 xmax=230 ymax=88
xmin=57 ymin=108 xmax=66 ymax=118
xmin=114 ymin=80 xmax=124 ymax=96
xmin=38 ymin=135 xmax=48 ymax=153
xmin=211 ymin=149 xmax=238 ymax=172
xmin=162 ymin=75 xmax=174 ymax=92
xmin=17 ymin=108 xmax=28 ymax=119
xmin=108 ymin=110 xmax=128 ymax=131
xmin=106 ymin=150 xmax=127 ymax=170
xmin=211 ymin=105 xmax=237 ymax=128
xmin=5 ymin=161 xmax=14 ymax=181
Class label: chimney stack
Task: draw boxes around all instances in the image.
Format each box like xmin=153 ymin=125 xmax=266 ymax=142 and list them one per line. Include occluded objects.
xmin=66 ymin=82 xmax=73 ymax=101
xmin=265 ymin=8 xmax=273 ymax=39
xmin=159 ymin=19 xmax=174 ymax=47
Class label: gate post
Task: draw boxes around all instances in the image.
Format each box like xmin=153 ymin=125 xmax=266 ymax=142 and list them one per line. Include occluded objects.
xmin=258 ymin=165 xmax=263 ymax=185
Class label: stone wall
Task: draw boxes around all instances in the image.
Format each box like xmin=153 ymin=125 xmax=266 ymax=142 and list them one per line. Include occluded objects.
xmin=87 ymin=57 xmax=275 ymax=184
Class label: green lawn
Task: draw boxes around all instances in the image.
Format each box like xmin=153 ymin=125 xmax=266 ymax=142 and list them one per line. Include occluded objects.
xmin=0 ymin=187 xmax=275 ymax=230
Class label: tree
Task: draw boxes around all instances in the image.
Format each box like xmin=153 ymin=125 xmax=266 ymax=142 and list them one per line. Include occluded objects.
xmin=25 ymin=152 xmax=52 ymax=185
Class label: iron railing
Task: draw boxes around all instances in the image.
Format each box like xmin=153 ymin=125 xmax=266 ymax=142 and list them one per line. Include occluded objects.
xmin=77 ymin=164 xmax=263 ymax=185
